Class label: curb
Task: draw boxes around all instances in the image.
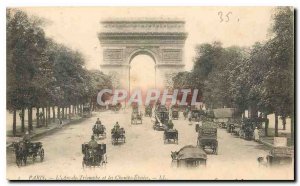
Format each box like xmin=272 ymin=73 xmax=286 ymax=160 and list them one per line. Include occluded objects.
xmin=258 ymin=139 xmax=274 ymax=148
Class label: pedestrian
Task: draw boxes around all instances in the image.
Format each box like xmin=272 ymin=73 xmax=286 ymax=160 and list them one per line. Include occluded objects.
xmin=254 ymin=127 xmax=259 ymax=141
xmin=58 ymin=118 xmax=63 ymax=128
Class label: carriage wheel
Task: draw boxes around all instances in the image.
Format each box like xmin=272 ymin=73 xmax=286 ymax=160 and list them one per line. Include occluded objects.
xmin=40 ymin=148 xmax=45 ymax=162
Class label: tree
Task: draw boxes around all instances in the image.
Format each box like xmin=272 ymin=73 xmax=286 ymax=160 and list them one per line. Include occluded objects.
xmin=256 ymin=7 xmax=294 ymax=137
xmin=7 ymin=9 xmax=47 ymax=135
xmin=87 ymin=70 xmax=113 ymax=110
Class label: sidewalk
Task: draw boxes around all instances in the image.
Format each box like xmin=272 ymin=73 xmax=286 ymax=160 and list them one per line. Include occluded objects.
xmin=258 ymin=129 xmax=293 ymax=148
xmin=6 ymin=115 xmax=84 ymax=148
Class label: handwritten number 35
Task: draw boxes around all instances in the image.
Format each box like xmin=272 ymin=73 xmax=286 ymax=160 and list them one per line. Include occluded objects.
xmin=218 ymin=11 xmax=232 ymax=22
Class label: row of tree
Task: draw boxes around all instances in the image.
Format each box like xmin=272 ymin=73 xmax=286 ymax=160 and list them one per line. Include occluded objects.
xmin=7 ymin=9 xmax=112 ymax=136
xmin=172 ymin=7 xmax=294 ymax=138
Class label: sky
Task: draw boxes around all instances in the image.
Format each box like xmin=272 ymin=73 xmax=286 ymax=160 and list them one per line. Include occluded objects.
xmin=20 ymin=7 xmax=274 ymax=71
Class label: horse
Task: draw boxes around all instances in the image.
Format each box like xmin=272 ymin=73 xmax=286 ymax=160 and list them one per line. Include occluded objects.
xmin=13 ymin=142 xmax=28 ymax=167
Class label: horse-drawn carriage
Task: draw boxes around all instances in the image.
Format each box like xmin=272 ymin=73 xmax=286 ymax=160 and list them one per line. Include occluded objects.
xmin=258 ymin=147 xmax=294 ymax=167
xmin=163 ymin=129 xmax=178 ymax=144
xmin=108 ymin=103 xmax=122 ymax=111
xmin=82 ymin=106 xmax=92 ymax=118
xmin=153 ymin=106 xmax=169 ymax=131
xmin=144 ymin=106 xmax=152 ymax=117
xmin=171 ymin=109 xmax=179 ymax=120
xmin=237 ymin=118 xmax=257 ymax=140
xmin=13 ymin=141 xmax=45 ymax=167
xmin=197 ymin=124 xmax=218 ymax=155
xmin=171 ymin=145 xmax=207 ymax=168
xmin=190 ymin=109 xmax=206 ymax=122
xmin=82 ymin=143 xmax=107 ymax=168
xmin=131 ymin=110 xmax=143 ymax=125
xmin=111 ymin=128 xmax=126 ymax=145
xmin=93 ymin=124 xmax=106 ymax=139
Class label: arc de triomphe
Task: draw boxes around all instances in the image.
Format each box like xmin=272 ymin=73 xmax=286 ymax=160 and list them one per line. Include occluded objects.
xmin=98 ymin=19 xmax=188 ymax=90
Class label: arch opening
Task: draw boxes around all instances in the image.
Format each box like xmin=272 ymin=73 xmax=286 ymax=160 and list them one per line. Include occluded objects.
xmin=129 ymin=54 xmax=156 ymax=94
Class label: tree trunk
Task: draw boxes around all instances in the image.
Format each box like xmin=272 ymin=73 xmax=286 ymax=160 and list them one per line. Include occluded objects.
xmin=47 ymin=106 xmax=50 ymax=124
xmin=21 ymin=108 xmax=25 ymax=133
xmin=264 ymin=113 xmax=269 ymax=137
xmin=28 ymin=107 xmax=33 ymax=131
xmin=275 ymin=112 xmax=279 ymax=137
xmin=42 ymin=107 xmax=45 ymax=126
xmin=282 ymin=116 xmax=286 ymax=130
xmin=249 ymin=105 xmax=258 ymax=118
xmin=36 ymin=107 xmax=40 ymax=127
xmin=52 ymin=106 xmax=55 ymax=122
xmin=45 ymin=107 xmax=48 ymax=127
xmin=13 ymin=110 xmax=17 ymax=137
xmin=57 ymin=107 xmax=60 ymax=120
xmin=69 ymin=105 xmax=71 ymax=119
xmin=62 ymin=107 xmax=65 ymax=119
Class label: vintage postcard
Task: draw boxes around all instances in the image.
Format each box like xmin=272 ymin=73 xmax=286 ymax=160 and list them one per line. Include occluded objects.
xmin=6 ymin=7 xmax=294 ymax=180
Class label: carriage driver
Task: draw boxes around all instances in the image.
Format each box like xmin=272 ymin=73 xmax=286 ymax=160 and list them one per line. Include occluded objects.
xmin=95 ymin=118 xmax=101 ymax=124
xmin=88 ymin=135 xmax=98 ymax=150
xmin=114 ymin=122 xmax=120 ymax=129
xmin=93 ymin=118 xmax=102 ymax=130
xmin=167 ymin=120 xmax=174 ymax=129
xmin=23 ymin=131 xmax=31 ymax=144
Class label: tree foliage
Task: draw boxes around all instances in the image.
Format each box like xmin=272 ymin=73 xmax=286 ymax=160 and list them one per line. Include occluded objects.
xmin=7 ymin=9 xmax=112 ymax=134
xmin=172 ymin=7 xmax=294 ymax=121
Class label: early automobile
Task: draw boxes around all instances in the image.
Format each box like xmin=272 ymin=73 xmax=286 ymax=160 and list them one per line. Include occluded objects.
xmin=258 ymin=146 xmax=294 ymax=167
xmin=111 ymin=127 xmax=126 ymax=145
xmin=163 ymin=129 xmax=178 ymax=144
xmin=13 ymin=141 xmax=45 ymax=167
xmin=93 ymin=124 xmax=106 ymax=139
xmin=131 ymin=109 xmax=143 ymax=125
xmin=171 ymin=145 xmax=207 ymax=168
xmin=197 ymin=123 xmax=218 ymax=155
xmin=82 ymin=143 xmax=107 ymax=168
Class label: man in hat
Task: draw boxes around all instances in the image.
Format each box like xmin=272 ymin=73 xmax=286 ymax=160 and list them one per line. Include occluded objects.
xmin=23 ymin=131 xmax=31 ymax=143
xmin=88 ymin=135 xmax=98 ymax=150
